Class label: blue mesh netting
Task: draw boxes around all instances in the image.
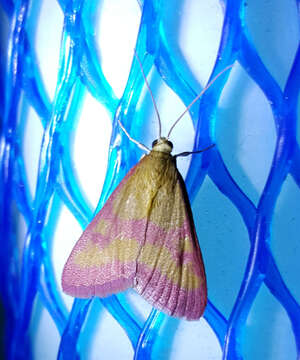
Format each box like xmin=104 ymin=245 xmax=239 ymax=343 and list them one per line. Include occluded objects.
xmin=0 ymin=0 xmax=300 ymax=359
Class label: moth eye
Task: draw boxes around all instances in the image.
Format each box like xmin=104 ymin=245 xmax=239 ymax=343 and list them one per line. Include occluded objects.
xmin=152 ymin=139 xmax=158 ymax=147
xmin=152 ymin=138 xmax=173 ymax=150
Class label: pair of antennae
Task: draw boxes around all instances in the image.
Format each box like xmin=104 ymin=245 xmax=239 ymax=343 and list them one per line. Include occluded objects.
xmin=118 ymin=51 xmax=233 ymax=153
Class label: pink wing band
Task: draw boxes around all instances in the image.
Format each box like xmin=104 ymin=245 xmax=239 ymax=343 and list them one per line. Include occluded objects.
xmin=135 ymin=264 xmax=206 ymax=320
xmin=62 ymin=216 xmax=203 ymax=279
xmin=63 ymin=276 xmax=135 ymax=298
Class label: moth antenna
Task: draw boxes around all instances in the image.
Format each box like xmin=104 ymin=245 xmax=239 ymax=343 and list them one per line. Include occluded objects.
xmin=174 ymin=144 xmax=215 ymax=158
xmin=134 ymin=50 xmax=162 ymax=139
xmin=118 ymin=118 xmax=151 ymax=153
xmin=167 ymin=64 xmax=233 ymax=139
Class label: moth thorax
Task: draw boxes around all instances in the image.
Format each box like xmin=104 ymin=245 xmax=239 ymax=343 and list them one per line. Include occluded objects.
xmin=152 ymin=138 xmax=173 ymax=154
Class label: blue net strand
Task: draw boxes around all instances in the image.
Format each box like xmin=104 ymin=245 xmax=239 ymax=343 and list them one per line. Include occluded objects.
xmin=133 ymin=309 xmax=164 ymax=360
xmin=1 ymin=1 xmax=31 ymax=357
xmin=1 ymin=0 xmax=300 ymax=359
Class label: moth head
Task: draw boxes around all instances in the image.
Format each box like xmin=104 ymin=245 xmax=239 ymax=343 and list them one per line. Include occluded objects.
xmin=152 ymin=137 xmax=173 ymax=153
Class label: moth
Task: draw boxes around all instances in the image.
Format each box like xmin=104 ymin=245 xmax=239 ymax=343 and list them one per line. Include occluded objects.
xmin=62 ymin=56 xmax=231 ymax=320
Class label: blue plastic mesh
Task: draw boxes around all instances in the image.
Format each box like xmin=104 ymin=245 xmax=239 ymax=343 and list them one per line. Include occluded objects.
xmin=0 ymin=0 xmax=300 ymax=359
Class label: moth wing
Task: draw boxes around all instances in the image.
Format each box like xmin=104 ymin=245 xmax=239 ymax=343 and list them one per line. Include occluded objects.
xmin=62 ymin=152 xmax=207 ymax=320
xmin=62 ymin=162 xmax=144 ymax=298
xmin=134 ymin=171 xmax=207 ymax=320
